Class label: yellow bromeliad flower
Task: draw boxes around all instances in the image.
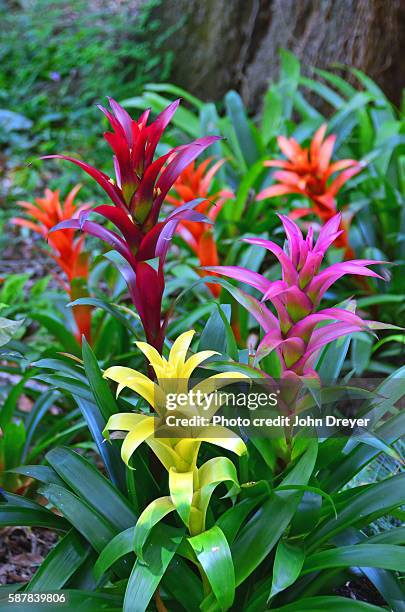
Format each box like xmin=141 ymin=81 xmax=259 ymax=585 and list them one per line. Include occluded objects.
xmin=103 ymin=330 xmax=248 ymax=541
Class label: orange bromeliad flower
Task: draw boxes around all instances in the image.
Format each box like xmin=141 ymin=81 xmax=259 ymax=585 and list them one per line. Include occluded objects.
xmin=257 ymin=124 xmax=363 ymax=257
xmin=166 ymin=158 xmax=232 ymax=297
xmin=12 ymin=186 xmax=92 ymax=342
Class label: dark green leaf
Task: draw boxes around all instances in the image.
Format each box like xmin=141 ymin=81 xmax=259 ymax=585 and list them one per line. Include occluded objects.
xmin=123 ymin=524 xmax=184 ymax=612
xmin=26 ymin=530 xmax=90 ymax=591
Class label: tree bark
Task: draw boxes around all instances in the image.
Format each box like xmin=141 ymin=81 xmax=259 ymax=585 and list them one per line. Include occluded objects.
xmin=155 ymin=0 xmax=405 ymax=108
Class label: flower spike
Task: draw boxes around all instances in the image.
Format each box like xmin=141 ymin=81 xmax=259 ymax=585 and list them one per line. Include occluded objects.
xmin=12 ymin=187 xmax=92 ymax=342
xmin=103 ymin=330 xmax=248 ymax=537
xmin=43 ymin=98 xmax=220 ymax=351
xmin=206 ymin=214 xmax=388 ymax=377
xmin=258 ymin=124 xmax=363 ymax=257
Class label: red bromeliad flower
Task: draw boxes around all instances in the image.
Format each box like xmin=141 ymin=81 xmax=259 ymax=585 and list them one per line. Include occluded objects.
xmin=166 ymin=158 xmax=233 ymax=297
xmin=257 ymin=124 xmax=363 ymax=257
xmin=45 ymin=99 xmax=220 ymax=351
xmin=12 ymin=186 xmax=92 ymax=342
xmin=206 ymin=214 xmax=388 ymax=381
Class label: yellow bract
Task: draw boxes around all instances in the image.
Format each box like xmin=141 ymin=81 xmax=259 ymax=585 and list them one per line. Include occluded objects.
xmin=102 ymin=330 xmax=249 ymax=536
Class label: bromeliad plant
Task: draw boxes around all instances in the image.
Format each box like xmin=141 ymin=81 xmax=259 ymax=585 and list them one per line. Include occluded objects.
xmin=257 ymin=124 xmax=363 ymax=257
xmin=12 ymin=186 xmax=92 ymax=342
xmin=103 ymin=329 xmax=247 ymax=538
xmin=166 ymin=158 xmax=233 ymax=297
xmin=46 ymin=98 xmax=220 ymax=351
xmin=207 ymin=213 xmax=387 ymax=379
xmin=2 ymin=59 xmax=405 ymax=612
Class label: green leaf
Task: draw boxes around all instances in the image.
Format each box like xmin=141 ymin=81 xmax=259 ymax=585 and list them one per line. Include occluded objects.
xmin=188 ymin=526 xmax=235 ymax=611
xmin=123 ymin=523 xmax=184 ymax=612
xmin=82 ymin=337 xmax=118 ymax=421
xmin=169 ymin=468 xmax=193 ymax=527
xmin=22 ymin=390 xmax=59 ymax=461
xmin=271 ymin=595 xmax=385 ymax=611
xmin=30 ymin=313 xmax=80 ymax=354
xmin=3 ymin=421 xmax=25 ymax=470
xmin=73 ymin=395 xmax=126 ymax=492
xmin=123 ymin=92 xmax=200 ymax=137
xmin=314 ymin=68 xmax=357 ymax=97
xmin=94 ymin=526 xmax=134 ymax=581
xmin=372 ymin=334 xmax=405 ymax=352
xmin=162 ymin=557 xmax=204 ymax=611
xmin=276 ymin=484 xmax=337 ymax=518
xmin=33 ymin=373 xmax=93 ymax=403
xmin=0 ymin=316 xmax=23 ymax=347
xmin=199 ymin=303 xmax=236 ymax=358
xmin=232 ymin=442 xmax=317 ymax=584
xmin=261 ymin=87 xmax=282 ymax=144
xmin=230 ymin=158 xmax=267 ymax=221
xmin=300 ymin=76 xmax=345 ymax=108
xmin=0 ymin=374 xmax=28 ymax=428
xmin=45 ymin=447 xmax=136 ymax=532
xmin=199 ymin=103 xmax=225 ymax=181
xmin=307 ymin=472 xmax=405 ymax=552
xmin=0 ymin=506 xmax=68 ymax=531
xmin=322 ymin=369 xmax=405 ymax=490
xmin=225 ymin=90 xmax=260 ymax=166
xmin=38 ymin=483 xmax=117 ymax=552
xmin=216 ymin=496 xmax=265 ymax=544
xmin=316 ymin=333 xmax=352 ymax=382
xmin=303 ymin=544 xmax=405 ymax=574
xmin=328 ymin=92 xmax=373 ymax=133
xmin=279 ymin=49 xmax=300 ymax=119
xmin=351 ymin=67 xmax=388 ymax=100
xmin=293 ymin=91 xmax=323 ymax=121
xmin=10 ymin=465 xmax=65 ymax=486
xmin=26 ymin=530 xmax=90 ymax=591
xmin=351 ymin=333 xmax=373 ymax=374
xmin=145 ymin=82 xmax=204 ymax=109
xmin=357 ymin=295 xmax=404 ymax=308
xmin=203 ymin=277 xmax=275 ymax=346
xmin=367 ymin=527 xmax=405 ymax=545
xmin=69 ymin=297 xmax=138 ymax=334
xmin=134 ymin=497 xmax=174 ymax=559
xmin=269 ymin=540 xmax=305 ymax=600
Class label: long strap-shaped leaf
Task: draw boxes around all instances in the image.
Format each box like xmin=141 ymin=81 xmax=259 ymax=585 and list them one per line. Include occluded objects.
xmin=232 ymin=441 xmax=317 ymax=584
xmin=26 ymin=529 xmax=90 ymax=592
xmin=169 ymin=468 xmax=194 ymax=527
xmin=302 ymin=543 xmax=405 ymax=575
xmin=306 ymin=472 xmax=405 ymax=552
xmin=45 ymin=447 xmax=136 ymax=532
xmin=188 ymin=525 xmax=235 ymax=612
xmin=271 ymin=595 xmax=385 ymax=611
xmin=133 ymin=496 xmax=175 ymax=559
xmin=94 ymin=526 xmax=135 ymax=582
xmin=124 ymin=523 xmax=184 ymax=612
xmin=268 ymin=539 xmax=305 ymax=601
xmin=193 ymin=457 xmax=240 ymax=535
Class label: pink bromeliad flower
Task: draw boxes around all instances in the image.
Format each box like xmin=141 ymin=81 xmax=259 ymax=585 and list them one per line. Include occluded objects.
xmin=45 ymin=99 xmax=220 ymax=351
xmin=206 ymin=214 xmax=387 ymax=380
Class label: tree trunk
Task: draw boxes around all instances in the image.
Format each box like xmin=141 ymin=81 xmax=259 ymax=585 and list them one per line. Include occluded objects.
xmin=155 ymin=0 xmax=405 ymax=108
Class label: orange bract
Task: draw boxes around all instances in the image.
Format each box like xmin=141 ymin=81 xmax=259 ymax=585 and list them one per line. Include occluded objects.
xmin=166 ymin=158 xmax=232 ymax=297
xmin=12 ymin=186 xmax=92 ymax=342
xmin=257 ymin=124 xmax=363 ymax=257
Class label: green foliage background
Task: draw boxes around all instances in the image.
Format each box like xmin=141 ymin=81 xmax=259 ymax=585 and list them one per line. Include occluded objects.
xmin=0 ymin=0 xmax=172 ymax=199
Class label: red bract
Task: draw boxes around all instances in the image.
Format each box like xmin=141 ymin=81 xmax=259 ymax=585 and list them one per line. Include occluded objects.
xmin=46 ymin=99 xmax=220 ymax=351
xmin=12 ymin=186 xmax=92 ymax=343
xmin=206 ymin=214 xmax=388 ymax=380
xmin=166 ymin=158 xmax=233 ymax=297
xmin=257 ymin=124 xmax=363 ymax=257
